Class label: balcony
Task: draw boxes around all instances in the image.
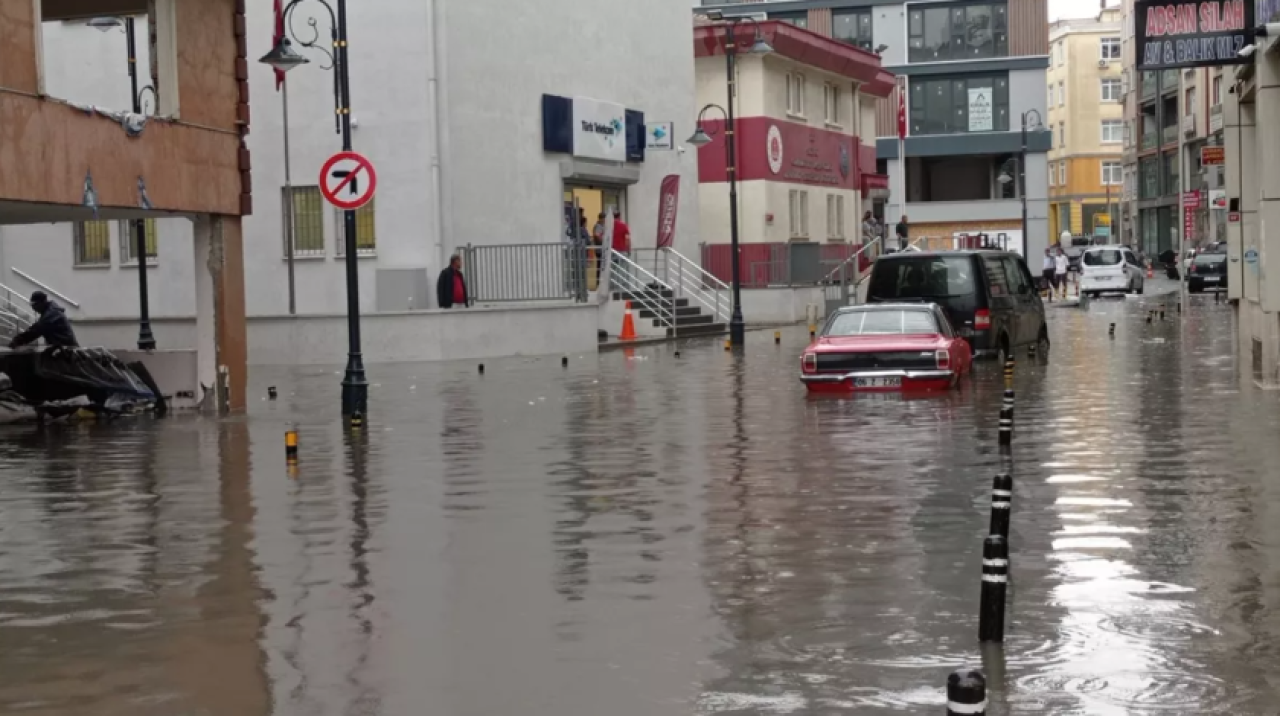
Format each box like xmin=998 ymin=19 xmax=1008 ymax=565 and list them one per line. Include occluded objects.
xmin=1210 ymin=103 xmax=1224 ymax=133
xmin=1142 ymin=132 xmax=1158 ymax=150
xmin=1162 ymin=125 xmax=1178 ymax=145
xmin=1183 ymin=114 xmax=1197 ymax=136
xmin=1142 ymin=74 xmax=1157 ymax=99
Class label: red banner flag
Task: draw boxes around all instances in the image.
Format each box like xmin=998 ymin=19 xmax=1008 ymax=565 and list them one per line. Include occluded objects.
xmin=655 ymin=175 xmax=681 ymax=249
xmin=896 ymin=79 xmax=907 ymax=140
xmin=273 ymin=0 xmax=286 ymax=91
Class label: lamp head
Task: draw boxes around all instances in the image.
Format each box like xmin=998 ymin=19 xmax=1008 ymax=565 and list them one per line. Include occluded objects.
xmin=87 ymin=16 xmax=123 ymax=32
xmin=687 ymin=126 xmax=714 ymax=148
xmin=259 ymin=37 xmax=309 ymax=72
xmin=749 ymin=33 xmax=774 ymax=54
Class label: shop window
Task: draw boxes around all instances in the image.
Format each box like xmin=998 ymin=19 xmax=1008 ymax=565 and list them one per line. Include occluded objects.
xmin=119 ymin=219 xmax=159 ymax=265
xmin=908 ymin=1 xmax=1008 ymax=63
xmin=826 ymin=195 xmax=845 ymax=240
xmin=73 ymin=220 xmax=111 ymax=267
xmin=284 ymin=186 xmax=326 ymax=257
xmin=833 ymin=9 xmax=873 ymax=51
xmin=789 ymin=190 xmax=809 ymax=239
xmin=335 ymin=199 xmax=377 ymax=256
xmin=908 ymin=73 xmax=1009 ymax=135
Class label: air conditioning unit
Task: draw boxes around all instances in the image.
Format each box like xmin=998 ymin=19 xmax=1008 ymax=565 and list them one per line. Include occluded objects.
xmin=1098 ymin=59 xmax=1109 ymax=68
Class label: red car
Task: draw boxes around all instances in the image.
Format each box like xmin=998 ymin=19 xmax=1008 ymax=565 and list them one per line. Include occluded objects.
xmin=800 ymin=303 xmax=973 ymax=393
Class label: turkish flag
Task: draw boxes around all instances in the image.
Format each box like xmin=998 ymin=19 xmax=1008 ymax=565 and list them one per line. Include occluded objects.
xmin=273 ymin=0 xmax=286 ymax=91
xmin=896 ymin=81 xmax=907 ymax=140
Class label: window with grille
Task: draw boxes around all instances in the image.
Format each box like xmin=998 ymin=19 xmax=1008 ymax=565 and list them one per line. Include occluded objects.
xmin=284 ymin=186 xmax=326 ymax=257
xmin=73 ymin=220 xmax=112 ymax=266
xmin=335 ymin=199 xmax=377 ymax=256
xmin=119 ymin=219 xmax=159 ymax=264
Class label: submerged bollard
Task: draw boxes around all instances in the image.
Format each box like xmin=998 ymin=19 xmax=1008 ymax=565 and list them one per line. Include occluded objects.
xmin=998 ymin=407 xmax=1013 ymax=447
xmin=562 ymin=355 xmax=569 ymax=367
xmin=809 ymin=324 xmax=817 ymax=339
xmin=979 ymin=535 xmax=1008 ymax=643
xmin=1160 ymin=308 xmax=1166 ymax=321
xmin=1002 ymin=388 xmax=1015 ymax=423
xmin=1002 ymin=359 xmax=1014 ymax=390
xmin=1146 ymin=311 xmax=1153 ymax=324
xmin=724 ymin=339 xmax=732 ymax=351
xmin=989 ymin=472 xmax=1012 ymax=539
xmin=268 ymin=386 xmax=278 ymax=400
xmin=349 ymin=412 xmax=364 ymax=431
xmin=478 ymin=363 xmax=485 ymax=374
xmin=285 ymin=427 xmax=299 ymax=463
xmin=775 ymin=331 xmax=781 ymax=345
xmin=1109 ymin=322 xmax=1116 ymax=338
xmin=946 ymin=669 xmax=988 ymax=715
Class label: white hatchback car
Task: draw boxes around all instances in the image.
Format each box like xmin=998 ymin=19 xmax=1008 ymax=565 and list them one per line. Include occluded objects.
xmin=1079 ymin=246 xmax=1145 ymax=297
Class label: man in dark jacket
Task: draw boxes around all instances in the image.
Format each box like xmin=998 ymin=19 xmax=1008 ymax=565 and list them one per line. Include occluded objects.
xmin=436 ymin=254 xmax=469 ymax=309
xmin=8 ymin=292 xmax=78 ymax=349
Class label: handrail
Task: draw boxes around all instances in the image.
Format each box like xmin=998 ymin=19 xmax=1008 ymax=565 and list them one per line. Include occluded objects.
xmin=822 ymin=235 xmax=883 ymax=285
xmin=634 ymin=247 xmax=731 ymax=323
xmin=608 ymin=251 xmax=677 ymax=330
xmin=10 ymin=268 xmax=81 ymax=309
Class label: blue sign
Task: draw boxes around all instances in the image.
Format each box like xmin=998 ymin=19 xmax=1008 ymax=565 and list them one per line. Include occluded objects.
xmin=1245 ymin=248 xmax=1259 ymax=264
xmin=1096 ymin=226 xmax=1112 ymax=237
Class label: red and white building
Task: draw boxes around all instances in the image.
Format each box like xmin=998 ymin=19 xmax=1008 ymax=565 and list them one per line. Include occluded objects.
xmin=693 ymin=21 xmax=895 ymax=249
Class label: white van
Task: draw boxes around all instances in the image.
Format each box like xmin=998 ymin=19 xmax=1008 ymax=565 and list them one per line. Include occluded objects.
xmin=1079 ymin=246 xmax=1145 ymax=297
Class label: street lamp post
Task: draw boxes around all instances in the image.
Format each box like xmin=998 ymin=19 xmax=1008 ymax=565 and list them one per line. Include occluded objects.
xmin=262 ymin=0 xmax=368 ymax=418
xmin=1019 ymin=110 xmax=1042 ymax=256
xmin=90 ymin=15 xmax=156 ymax=350
xmin=688 ymin=14 xmax=771 ymax=348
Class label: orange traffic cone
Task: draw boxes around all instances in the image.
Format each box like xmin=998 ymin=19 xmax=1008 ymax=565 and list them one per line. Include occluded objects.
xmin=1147 ymin=262 xmax=1154 ymax=279
xmin=619 ymin=300 xmax=637 ymax=341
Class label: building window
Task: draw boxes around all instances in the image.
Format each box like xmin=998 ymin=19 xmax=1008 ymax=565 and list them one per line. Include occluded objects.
xmin=1140 ymin=156 xmax=1159 ymax=198
xmin=789 ymin=190 xmax=809 ymax=238
xmin=771 ymin=11 xmax=808 ymax=29
xmin=1100 ymin=37 xmax=1121 ymax=60
xmin=1185 ymin=87 xmax=1196 ymax=115
xmin=1058 ymin=161 xmax=1067 ymax=186
xmin=1059 ymin=121 xmax=1065 ymax=147
xmin=1054 ymin=42 xmax=1063 ymax=66
xmin=786 ymin=72 xmax=806 ymax=116
xmin=823 ymin=83 xmax=841 ymax=125
xmin=1101 ymin=78 xmax=1122 ymax=102
xmin=1047 ymin=83 xmax=1054 ymax=106
xmin=1048 ymin=161 xmax=1055 ymax=186
xmin=1211 ymin=76 xmax=1221 ymax=105
xmin=1101 ymin=119 xmax=1123 ymax=143
xmin=119 ymin=219 xmax=159 ymax=264
xmin=1101 ymin=161 xmax=1122 ymax=185
xmin=826 ymin=195 xmax=845 ymax=239
xmin=335 ymin=199 xmax=377 ymax=256
xmin=909 ymin=73 xmax=1009 ymax=135
xmin=907 ymin=1 xmax=1008 ymax=63
xmin=284 ymin=185 xmax=326 ymax=257
xmin=832 ymin=9 xmax=873 ymax=51
xmin=1058 ymin=81 xmax=1065 ymax=107
xmin=73 ymin=220 xmax=111 ymax=266
xmin=1048 ymin=125 xmax=1054 ymax=148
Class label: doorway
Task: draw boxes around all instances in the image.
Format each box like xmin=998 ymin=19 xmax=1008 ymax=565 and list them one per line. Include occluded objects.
xmin=564 ymin=184 xmax=626 ymax=292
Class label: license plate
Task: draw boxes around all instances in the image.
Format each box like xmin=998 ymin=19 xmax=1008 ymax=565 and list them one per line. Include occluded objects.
xmin=1203 ymin=276 xmax=1220 ymax=282
xmin=852 ymin=377 xmax=902 ymax=388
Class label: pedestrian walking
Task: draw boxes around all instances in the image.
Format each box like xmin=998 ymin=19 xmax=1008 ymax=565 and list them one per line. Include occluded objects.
xmin=1041 ymin=248 xmax=1056 ymax=302
xmin=1054 ymin=247 xmax=1070 ymax=300
xmin=894 ymin=214 xmax=909 ymax=253
xmin=436 ymin=254 xmax=469 ymax=309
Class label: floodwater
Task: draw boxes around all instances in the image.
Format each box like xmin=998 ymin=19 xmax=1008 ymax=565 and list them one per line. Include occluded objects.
xmin=3 ymin=283 xmax=1280 ymax=715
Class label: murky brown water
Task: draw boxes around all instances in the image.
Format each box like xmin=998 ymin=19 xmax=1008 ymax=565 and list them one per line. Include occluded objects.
xmin=3 ymin=284 xmax=1279 ymax=714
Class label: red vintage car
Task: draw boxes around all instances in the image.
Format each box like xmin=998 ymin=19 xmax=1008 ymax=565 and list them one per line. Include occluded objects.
xmin=799 ymin=303 xmax=973 ymax=393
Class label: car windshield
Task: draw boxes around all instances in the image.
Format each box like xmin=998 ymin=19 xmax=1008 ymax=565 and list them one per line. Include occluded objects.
xmin=868 ymin=257 xmax=976 ymax=300
xmin=1083 ymin=249 xmax=1123 ymax=267
xmin=826 ymin=309 xmax=939 ymax=336
xmin=1194 ymin=253 xmax=1225 ymax=265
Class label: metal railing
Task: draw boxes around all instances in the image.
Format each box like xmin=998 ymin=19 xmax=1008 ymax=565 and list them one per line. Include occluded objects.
xmin=0 ymin=282 xmax=36 ymax=344
xmin=607 ymin=251 xmax=677 ymax=331
xmin=462 ymin=242 xmax=590 ymax=304
xmin=10 ymin=268 xmax=81 ymax=309
xmin=632 ymin=247 xmax=731 ymax=323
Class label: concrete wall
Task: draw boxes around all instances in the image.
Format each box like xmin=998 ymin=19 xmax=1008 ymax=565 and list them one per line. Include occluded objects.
xmin=739 ymin=286 xmax=826 ymax=323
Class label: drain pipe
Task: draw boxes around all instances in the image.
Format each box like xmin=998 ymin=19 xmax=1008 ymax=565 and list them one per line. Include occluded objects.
xmin=429 ymin=0 xmax=453 ymax=273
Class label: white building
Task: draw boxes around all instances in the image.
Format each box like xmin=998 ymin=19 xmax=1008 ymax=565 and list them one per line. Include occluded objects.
xmin=1 ymin=0 xmax=701 ymax=329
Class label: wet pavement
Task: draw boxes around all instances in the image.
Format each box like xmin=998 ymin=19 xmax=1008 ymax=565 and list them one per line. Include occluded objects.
xmin=3 ymin=282 xmax=1280 ymax=714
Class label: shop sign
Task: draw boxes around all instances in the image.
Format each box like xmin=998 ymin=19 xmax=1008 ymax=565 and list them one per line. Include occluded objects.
xmin=1201 ymin=146 xmax=1225 ymax=165
xmin=646 ymin=122 xmax=674 ymax=151
xmin=1182 ymin=190 xmax=1202 ymax=208
xmin=1210 ymin=189 xmax=1228 ymax=209
xmin=1136 ymin=0 xmax=1255 ymax=69
xmin=968 ymin=88 xmax=993 ymax=132
xmin=572 ymin=97 xmax=627 ymax=162
xmin=695 ymin=119 xmax=859 ymax=189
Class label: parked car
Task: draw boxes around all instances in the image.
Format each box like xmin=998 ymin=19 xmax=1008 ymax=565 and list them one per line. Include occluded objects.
xmin=865 ymin=250 xmax=1048 ymax=362
xmin=799 ymin=304 xmax=972 ymax=393
xmin=1188 ymin=251 xmax=1228 ymax=292
xmin=1079 ymin=246 xmax=1145 ymax=297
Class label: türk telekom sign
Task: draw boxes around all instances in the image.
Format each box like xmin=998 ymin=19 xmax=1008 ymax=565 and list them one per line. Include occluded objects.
xmin=1136 ymin=0 xmax=1255 ymax=68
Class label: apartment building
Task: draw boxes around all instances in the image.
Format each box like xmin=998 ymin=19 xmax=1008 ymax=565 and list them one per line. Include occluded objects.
xmin=1046 ymin=8 xmax=1125 ymax=240
xmin=701 ymin=0 xmax=1052 ymax=257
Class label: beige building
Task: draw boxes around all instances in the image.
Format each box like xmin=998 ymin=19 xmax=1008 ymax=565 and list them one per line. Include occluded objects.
xmin=1046 ymin=7 xmax=1125 ymax=240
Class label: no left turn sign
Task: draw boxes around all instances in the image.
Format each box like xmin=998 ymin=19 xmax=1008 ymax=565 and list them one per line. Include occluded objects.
xmin=319 ymin=151 xmax=378 ymax=210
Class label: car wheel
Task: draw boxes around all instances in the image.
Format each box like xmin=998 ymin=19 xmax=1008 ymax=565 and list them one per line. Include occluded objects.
xmin=1036 ymin=325 xmax=1051 ymax=362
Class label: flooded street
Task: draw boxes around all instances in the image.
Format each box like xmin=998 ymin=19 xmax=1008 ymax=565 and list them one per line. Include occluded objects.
xmin=5 ymin=285 xmax=1280 ymax=714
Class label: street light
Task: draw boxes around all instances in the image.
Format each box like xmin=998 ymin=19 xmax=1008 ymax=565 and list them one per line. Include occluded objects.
xmin=90 ymin=15 xmax=157 ymax=351
xmin=689 ymin=16 xmax=771 ymax=348
xmin=1019 ymin=109 xmax=1043 ymax=256
xmin=261 ymin=0 xmax=368 ymax=419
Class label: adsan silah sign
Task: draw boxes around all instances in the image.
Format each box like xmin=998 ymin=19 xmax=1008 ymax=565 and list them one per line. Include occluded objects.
xmin=1136 ymin=0 xmax=1255 ymax=69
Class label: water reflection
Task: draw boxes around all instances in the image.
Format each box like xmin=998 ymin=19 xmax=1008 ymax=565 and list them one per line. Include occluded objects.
xmin=0 ymin=290 xmax=1278 ymax=714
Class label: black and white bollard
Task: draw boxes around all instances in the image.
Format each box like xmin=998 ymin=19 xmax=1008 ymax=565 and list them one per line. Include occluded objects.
xmin=562 ymin=356 xmax=569 ymax=367
xmin=1160 ymin=308 xmax=1166 ymax=321
xmin=1109 ymin=322 xmax=1116 ymax=338
xmin=989 ymin=472 xmax=1012 ymax=539
xmin=997 ymin=407 xmax=1013 ymax=447
xmin=979 ymin=535 xmax=1008 ymax=643
xmin=478 ymin=363 xmax=485 ymax=374
xmin=1002 ymin=388 xmax=1015 ymax=423
xmin=1002 ymin=359 xmax=1014 ymax=390
xmin=268 ymin=386 xmax=278 ymax=400
xmin=1146 ymin=311 xmax=1153 ymax=324
xmin=946 ymin=668 xmax=987 ymax=715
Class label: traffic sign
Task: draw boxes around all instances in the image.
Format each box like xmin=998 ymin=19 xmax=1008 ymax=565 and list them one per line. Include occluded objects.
xmin=319 ymin=151 xmax=377 ymax=210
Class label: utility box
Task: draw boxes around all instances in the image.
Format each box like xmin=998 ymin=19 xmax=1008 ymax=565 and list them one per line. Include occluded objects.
xmin=789 ymin=242 xmax=823 ymax=284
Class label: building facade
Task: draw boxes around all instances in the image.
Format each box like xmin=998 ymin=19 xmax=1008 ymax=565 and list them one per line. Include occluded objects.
xmin=692 ymin=21 xmax=893 ymax=248
xmin=1047 ymin=9 xmax=1125 ymax=240
xmin=1 ymin=0 xmax=701 ymax=322
xmin=703 ymin=0 xmax=1052 ymax=258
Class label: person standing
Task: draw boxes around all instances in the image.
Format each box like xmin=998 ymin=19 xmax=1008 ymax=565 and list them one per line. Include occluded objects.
xmin=436 ymin=254 xmax=469 ymax=309
xmin=1041 ymin=248 xmax=1056 ymax=302
xmin=894 ymin=215 xmax=910 ymax=253
xmin=861 ymin=211 xmax=878 ymax=246
xmin=7 ymin=291 xmax=78 ymax=349
xmin=611 ymin=210 xmax=631 ymax=257
xmin=1054 ymin=247 xmax=1070 ymax=300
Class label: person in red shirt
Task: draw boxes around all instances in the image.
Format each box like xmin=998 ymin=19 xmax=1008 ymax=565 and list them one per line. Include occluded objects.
xmin=436 ymin=254 xmax=469 ymax=309
xmin=611 ymin=210 xmax=631 ymax=256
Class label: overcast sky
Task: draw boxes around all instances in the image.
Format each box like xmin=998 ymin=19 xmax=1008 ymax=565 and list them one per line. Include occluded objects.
xmin=1051 ymin=0 xmax=1119 ymax=21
